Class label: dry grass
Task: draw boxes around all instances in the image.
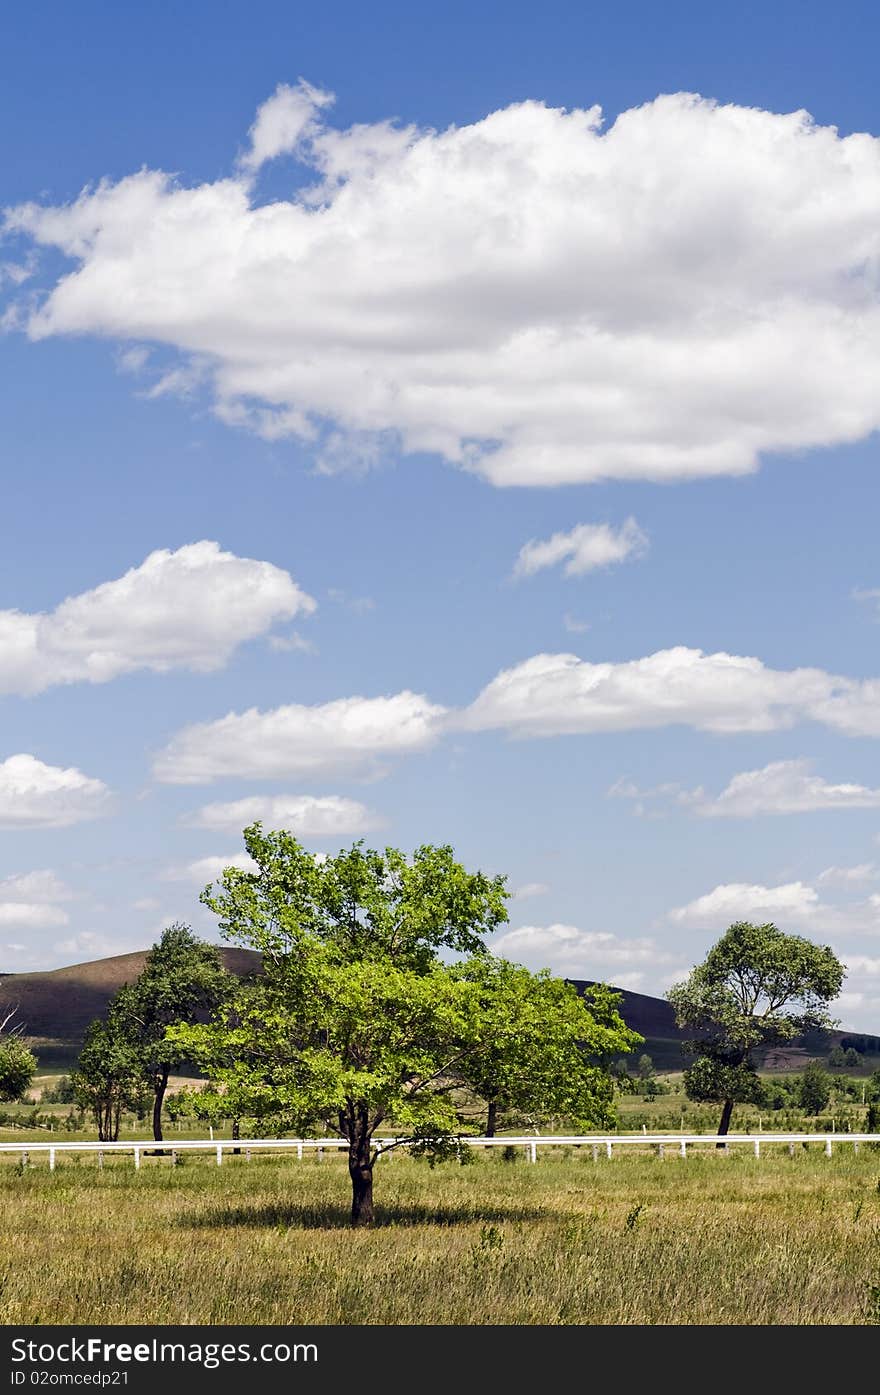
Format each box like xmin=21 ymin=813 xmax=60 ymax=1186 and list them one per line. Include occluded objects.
xmin=1 ymin=1146 xmax=879 ymax=1325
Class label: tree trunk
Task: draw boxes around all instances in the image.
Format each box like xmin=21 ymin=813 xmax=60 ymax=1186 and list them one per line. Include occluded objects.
xmin=152 ymin=1065 xmax=169 ymax=1143
xmin=486 ymin=1098 xmax=498 ymax=1137
xmin=232 ymin=1117 xmax=240 ymax=1156
xmin=716 ymin=1097 xmax=734 ymax=1147
xmin=348 ymin=1126 xmax=375 ymax=1227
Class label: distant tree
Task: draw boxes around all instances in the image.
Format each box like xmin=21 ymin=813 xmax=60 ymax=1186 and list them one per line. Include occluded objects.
xmin=844 ymin=1047 xmax=861 ymax=1069
xmin=866 ymin=1100 xmax=880 ymax=1134
xmin=636 ymin=1053 xmax=655 ymax=1082
xmin=828 ymin=1044 xmax=847 ymax=1069
xmin=0 ymin=1009 xmax=36 ymax=1103
xmin=668 ymin=922 xmax=843 ymax=1137
xmin=448 ymin=957 xmax=640 ymax=1134
xmin=799 ymin=1061 xmax=832 ymax=1116
xmin=73 ymin=1009 xmax=149 ymax=1141
xmin=120 ymin=923 xmax=233 ymax=1142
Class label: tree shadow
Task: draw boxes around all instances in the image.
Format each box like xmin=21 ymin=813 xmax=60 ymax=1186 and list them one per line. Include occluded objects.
xmin=178 ymin=1200 xmax=551 ymax=1231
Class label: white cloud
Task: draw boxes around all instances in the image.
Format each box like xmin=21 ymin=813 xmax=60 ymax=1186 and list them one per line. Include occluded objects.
xmin=189 ymin=792 xmax=383 ymax=836
xmin=464 ymin=647 xmax=880 ymax=739
xmin=0 ymin=904 xmax=68 ymax=929
xmin=818 ymin=864 xmax=878 ymax=886
xmin=511 ymin=882 xmax=550 ymax=901
xmin=0 ymin=541 xmax=315 ymax=696
xmin=0 ymin=754 xmax=112 ymax=828
xmin=562 ymin=614 xmax=591 ymax=634
xmin=52 ymin=931 xmax=139 ymax=962
xmin=514 ymin=518 xmax=647 ymax=579
xmin=0 ymin=869 xmax=74 ymax=904
xmin=11 ymin=91 xmax=880 ymax=488
xmin=163 ymin=852 xmax=260 ymax=885
xmin=239 ymin=79 xmax=336 ymax=173
xmin=492 ymin=922 xmax=674 ymax=978
xmin=613 ymin=759 xmax=880 ymax=818
xmin=154 ymin=691 xmax=447 ymax=784
xmin=669 ymin=881 xmax=821 ymax=926
xmin=268 ymin=630 xmax=316 ymax=654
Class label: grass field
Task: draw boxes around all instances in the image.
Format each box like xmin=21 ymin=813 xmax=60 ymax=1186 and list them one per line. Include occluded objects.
xmin=1 ymin=1147 xmax=879 ymax=1324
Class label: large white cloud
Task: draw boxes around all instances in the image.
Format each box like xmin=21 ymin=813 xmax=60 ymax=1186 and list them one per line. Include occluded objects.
xmin=0 ymin=754 xmax=112 ymax=828
xmin=0 ymin=868 xmax=73 ymax=931
xmin=162 ymin=852 xmax=260 ymax=885
xmin=514 ymin=518 xmax=647 ymax=579
xmin=492 ymin=922 xmax=675 ymax=980
xmin=0 ymin=541 xmax=314 ymax=696
xmin=463 ymin=647 xmax=880 ymax=738
xmin=154 ymin=691 xmax=447 ymax=783
xmin=612 ymin=758 xmax=880 ymax=817
xmin=669 ymin=881 xmax=822 ymax=926
xmin=189 ymin=792 xmax=383 ymax=836
xmin=9 ymin=86 xmax=880 ymax=486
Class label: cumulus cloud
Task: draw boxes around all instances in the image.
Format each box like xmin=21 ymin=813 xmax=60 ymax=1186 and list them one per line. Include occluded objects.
xmin=239 ymin=80 xmax=336 ymax=173
xmin=0 ymin=541 xmax=315 ymax=696
xmin=154 ymin=691 xmax=447 ymax=784
xmin=0 ymin=754 xmax=112 ymax=828
xmin=613 ymin=758 xmax=880 ymax=818
xmin=669 ymin=881 xmax=823 ymax=927
xmin=10 ymin=90 xmax=880 ymax=487
xmin=514 ymin=518 xmax=647 ymax=579
xmin=162 ymin=852 xmax=260 ymax=885
xmin=818 ymin=864 xmax=879 ymax=885
xmin=463 ymin=647 xmax=880 ymax=739
xmin=0 ymin=871 xmax=73 ymax=930
xmin=491 ymin=922 xmax=674 ymax=978
xmin=188 ymin=792 xmax=383 ymax=836
xmin=511 ymin=882 xmax=550 ymax=901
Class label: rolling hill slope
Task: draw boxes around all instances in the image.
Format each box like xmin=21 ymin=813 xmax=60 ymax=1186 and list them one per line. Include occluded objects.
xmin=1 ymin=953 xmax=874 ymax=1071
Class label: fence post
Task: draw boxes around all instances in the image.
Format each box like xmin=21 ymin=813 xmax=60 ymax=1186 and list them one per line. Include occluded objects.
xmin=49 ymin=1148 xmax=55 ymax=1171
xmin=98 ymin=1150 xmax=104 ymax=1169
xmin=216 ymin=1144 xmax=223 ymax=1166
xmin=245 ymin=1149 xmax=252 ymax=1163
xmin=853 ymin=1141 xmax=859 ymax=1155
xmin=754 ymin=1139 xmax=760 ymax=1159
xmin=21 ymin=1151 xmax=28 ymax=1170
xmin=680 ymin=1140 xmax=687 ymax=1158
xmin=133 ymin=1147 xmax=140 ymax=1170
xmin=529 ymin=1141 xmax=537 ymax=1164
xmin=825 ymin=1137 xmax=832 ymax=1157
xmin=788 ymin=1142 xmax=795 ymax=1158
xmin=297 ymin=1141 xmax=303 ymax=1161
xmin=171 ymin=1150 xmax=177 ymax=1166
xmin=605 ymin=1141 xmax=612 ymax=1160
xmin=591 ymin=1144 xmax=598 ymax=1163
xmin=658 ymin=1143 xmax=665 ymax=1159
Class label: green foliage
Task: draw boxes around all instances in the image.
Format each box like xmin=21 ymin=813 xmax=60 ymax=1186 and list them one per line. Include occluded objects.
xmin=0 ymin=1031 xmax=37 ymax=1104
xmin=447 ymin=957 xmax=640 ymax=1134
xmin=72 ymin=1008 xmax=149 ymax=1141
xmin=668 ymin=921 xmax=844 ymax=1131
xmin=828 ymin=1044 xmax=846 ymax=1069
xmin=174 ymin=828 xmax=629 ymax=1224
xmin=799 ymin=1061 xmax=832 ymax=1115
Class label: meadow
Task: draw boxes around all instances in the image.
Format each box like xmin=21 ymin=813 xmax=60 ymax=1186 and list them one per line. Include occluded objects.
xmin=1 ymin=1146 xmax=879 ymax=1325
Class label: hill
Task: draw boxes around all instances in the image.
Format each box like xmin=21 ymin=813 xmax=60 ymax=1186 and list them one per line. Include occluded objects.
xmin=0 ymin=947 xmax=262 ymax=1067
xmin=1 ymin=952 xmax=876 ymax=1071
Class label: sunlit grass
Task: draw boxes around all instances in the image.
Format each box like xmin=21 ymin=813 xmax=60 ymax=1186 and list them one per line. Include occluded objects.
xmin=1 ymin=1147 xmax=879 ymax=1324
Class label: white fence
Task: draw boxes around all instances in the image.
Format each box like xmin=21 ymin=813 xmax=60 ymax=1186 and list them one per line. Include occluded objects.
xmin=1 ymin=1133 xmax=879 ymax=1169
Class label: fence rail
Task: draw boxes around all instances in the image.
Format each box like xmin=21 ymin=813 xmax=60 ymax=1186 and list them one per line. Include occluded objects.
xmin=2 ymin=1133 xmax=879 ymax=1169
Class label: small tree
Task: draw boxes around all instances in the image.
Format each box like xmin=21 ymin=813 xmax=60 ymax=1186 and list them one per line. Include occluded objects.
xmin=73 ymin=1009 xmax=148 ymax=1141
xmin=828 ymin=1044 xmax=846 ymax=1069
xmin=636 ymin=1053 xmax=654 ymax=1082
xmin=120 ymin=923 xmax=232 ymax=1142
xmin=799 ymin=1061 xmax=832 ymax=1116
xmin=172 ymin=825 xmax=630 ymax=1225
xmin=0 ymin=1009 xmax=37 ymax=1103
xmin=668 ymin=922 xmax=843 ymax=1137
xmin=448 ymin=957 xmax=641 ymax=1134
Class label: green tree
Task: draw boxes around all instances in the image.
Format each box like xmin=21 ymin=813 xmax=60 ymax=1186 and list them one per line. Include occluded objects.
xmin=448 ymin=957 xmax=641 ymax=1134
xmin=799 ymin=1060 xmax=832 ymax=1116
xmin=73 ymin=1007 xmax=149 ymax=1141
xmin=636 ymin=1053 xmax=655 ymax=1082
xmin=121 ymin=923 xmax=232 ymax=1142
xmin=828 ymin=1044 xmax=846 ymax=1069
xmin=667 ymin=922 xmax=843 ymax=1137
xmin=0 ymin=1010 xmax=37 ymax=1103
xmin=171 ymin=826 xmax=630 ymax=1225
xmin=844 ymin=1047 xmax=861 ymax=1068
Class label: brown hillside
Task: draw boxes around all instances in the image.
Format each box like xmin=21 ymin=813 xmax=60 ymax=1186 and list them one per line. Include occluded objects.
xmin=0 ymin=947 xmax=262 ymax=1047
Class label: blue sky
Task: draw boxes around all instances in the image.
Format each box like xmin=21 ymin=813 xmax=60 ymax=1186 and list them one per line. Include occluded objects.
xmin=4 ymin=0 xmax=880 ymax=1029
